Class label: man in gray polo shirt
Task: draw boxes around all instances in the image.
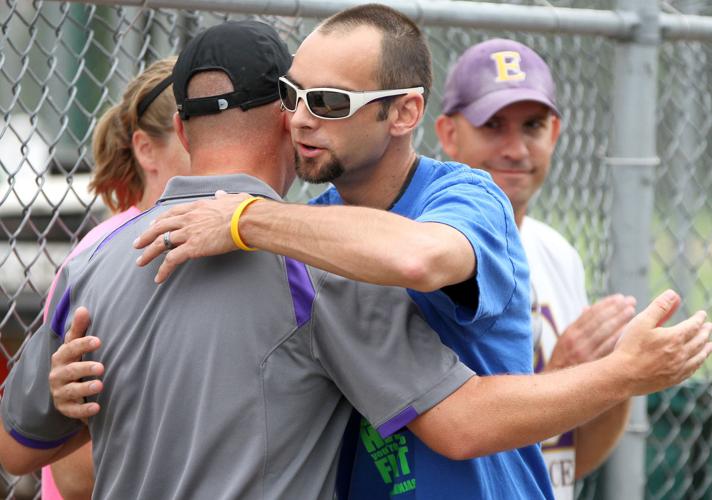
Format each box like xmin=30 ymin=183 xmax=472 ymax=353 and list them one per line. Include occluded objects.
xmin=0 ymin=21 xmax=473 ymax=499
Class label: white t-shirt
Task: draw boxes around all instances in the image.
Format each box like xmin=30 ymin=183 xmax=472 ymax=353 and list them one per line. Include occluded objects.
xmin=520 ymin=216 xmax=589 ymax=500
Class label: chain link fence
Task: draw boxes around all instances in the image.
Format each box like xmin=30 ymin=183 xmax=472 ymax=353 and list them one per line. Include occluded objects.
xmin=0 ymin=0 xmax=710 ymax=498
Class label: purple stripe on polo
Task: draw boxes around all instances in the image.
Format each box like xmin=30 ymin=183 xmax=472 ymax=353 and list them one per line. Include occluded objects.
xmin=10 ymin=428 xmax=77 ymax=449
xmin=91 ymin=205 xmax=159 ymax=259
xmin=50 ymin=287 xmax=72 ymax=339
xmin=284 ymin=258 xmax=316 ymax=328
xmin=377 ymin=406 xmax=418 ymax=438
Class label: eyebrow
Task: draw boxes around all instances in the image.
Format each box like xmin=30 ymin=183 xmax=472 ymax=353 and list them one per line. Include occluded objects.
xmin=284 ymin=73 xmax=304 ymax=89
xmin=525 ymin=112 xmax=550 ymax=121
xmin=283 ymin=73 xmax=358 ymax=92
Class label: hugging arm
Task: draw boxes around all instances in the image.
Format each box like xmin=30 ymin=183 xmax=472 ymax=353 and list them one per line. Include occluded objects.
xmin=409 ymin=291 xmax=712 ymax=459
xmin=134 ymin=194 xmax=475 ymax=290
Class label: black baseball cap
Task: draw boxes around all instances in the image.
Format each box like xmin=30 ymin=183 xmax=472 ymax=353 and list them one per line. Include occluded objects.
xmin=173 ymin=20 xmax=292 ymax=120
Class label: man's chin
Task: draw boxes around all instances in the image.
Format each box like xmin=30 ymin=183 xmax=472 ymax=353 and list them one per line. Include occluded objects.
xmin=295 ymin=155 xmax=344 ymax=184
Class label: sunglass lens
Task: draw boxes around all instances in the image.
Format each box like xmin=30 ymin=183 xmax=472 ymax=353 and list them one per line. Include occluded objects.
xmin=307 ymin=90 xmax=351 ymax=118
xmin=278 ymin=80 xmax=298 ymax=111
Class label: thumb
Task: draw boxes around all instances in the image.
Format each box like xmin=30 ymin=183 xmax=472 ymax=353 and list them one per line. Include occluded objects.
xmin=215 ymin=190 xmax=228 ymax=198
xmin=634 ymin=290 xmax=680 ymax=329
xmin=65 ymin=306 xmax=91 ymax=344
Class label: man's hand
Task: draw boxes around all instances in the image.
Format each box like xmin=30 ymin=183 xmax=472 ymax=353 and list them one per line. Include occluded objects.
xmin=134 ymin=192 xmax=251 ymax=283
xmin=612 ymin=290 xmax=712 ymax=395
xmin=49 ymin=307 xmax=104 ymax=423
xmin=546 ymin=294 xmax=636 ymax=370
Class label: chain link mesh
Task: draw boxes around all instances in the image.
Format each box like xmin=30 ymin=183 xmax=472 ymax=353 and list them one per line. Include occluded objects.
xmin=0 ymin=1 xmax=710 ymax=498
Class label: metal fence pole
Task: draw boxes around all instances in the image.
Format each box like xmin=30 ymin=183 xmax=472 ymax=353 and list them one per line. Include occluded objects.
xmin=603 ymin=1 xmax=660 ymax=499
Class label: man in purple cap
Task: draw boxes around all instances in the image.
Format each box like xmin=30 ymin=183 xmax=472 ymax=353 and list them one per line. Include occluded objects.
xmin=435 ymin=38 xmax=634 ymax=499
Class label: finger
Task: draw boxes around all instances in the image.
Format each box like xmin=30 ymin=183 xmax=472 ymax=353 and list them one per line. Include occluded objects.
xmin=635 ymin=290 xmax=680 ymax=329
xmin=52 ymin=337 xmax=101 ymax=366
xmin=684 ymin=323 xmax=710 ymax=360
xmin=65 ymin=307 xmax=91 ymax=344
xmin=589 ymin=303 xmax=636 ymax=346
xmin=135 ymin=236 xmax=170 ymax=267
xmin=134 ymin=213 xmax=189 ymax=250
xmin=589 ymin=294 xmax=631 ymax=320
xmin=152 ymin=203 xmax=195 ymax=222
xmin=57 ymin=399 xmax=102 ymax=420
xmin=673 ymin=311 xmax=709 ymax=343
xmin=54 ymin=379 xmax=104 ymax=403
xmin=154 ymin=245 xmax=191 ymax=284
xmin=141 ymin=225 xmax=189 ymax=264
xmin=49 ymin=361 xmax=104 ymax=388
xmin=592 ymin=329 xmax=623 ymax=358
xmin=681 ymin=341 xmax=712 ymax=381
xmin=689 ymin=322 xmax=712 ymax=351
xmin=215 ymin=190 xmax=228 ymax=197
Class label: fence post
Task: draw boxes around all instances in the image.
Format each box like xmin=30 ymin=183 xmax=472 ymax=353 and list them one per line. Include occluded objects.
xmin=602 ymin=1 xmax=660 ymax=499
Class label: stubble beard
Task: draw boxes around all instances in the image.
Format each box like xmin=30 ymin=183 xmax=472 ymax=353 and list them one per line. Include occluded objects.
xmin=294 ymin=150 xmax=345 ymax=184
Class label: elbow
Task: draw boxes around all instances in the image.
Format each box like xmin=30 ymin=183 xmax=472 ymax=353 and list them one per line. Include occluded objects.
xmin=55 ymin=478 xmax=94 ymax=500
xmin=397 ymin=252 xmax=446 ymax=292
xmin=423 ymin=431 xmax=490 ymax=461
xmin=0 ymin=456 xmax=36 ymax=477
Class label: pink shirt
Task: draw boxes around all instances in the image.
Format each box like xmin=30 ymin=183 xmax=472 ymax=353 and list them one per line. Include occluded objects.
xmin=42 ymin=207 xmax=141 ymax=500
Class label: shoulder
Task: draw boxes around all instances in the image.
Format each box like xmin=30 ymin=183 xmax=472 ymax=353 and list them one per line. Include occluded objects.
xmin=417 ymin=158 xmax=511 ymax=212
xmin=68 ymin=207 xmax=141 ymax=259
xmin=421 ymin=157 xmax=497 ymax=189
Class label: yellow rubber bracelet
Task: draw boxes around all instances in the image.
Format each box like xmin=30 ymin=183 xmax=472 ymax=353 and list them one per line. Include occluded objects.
xmin=230 ymin=196 xmax=262 ymax=251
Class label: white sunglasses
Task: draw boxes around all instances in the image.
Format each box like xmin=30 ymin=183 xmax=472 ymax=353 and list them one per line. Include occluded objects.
xmin=278 ymin=76 xmax=424 ymax=120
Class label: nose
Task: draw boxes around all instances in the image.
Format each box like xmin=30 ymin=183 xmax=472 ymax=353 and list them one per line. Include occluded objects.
xmin=289 ymin=98 xmax=319 ymax=130
xmin=500 ymin=131 xmax=529 ymax=162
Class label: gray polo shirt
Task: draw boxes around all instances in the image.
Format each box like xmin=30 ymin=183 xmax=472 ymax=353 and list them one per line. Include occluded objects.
xmin=2 ymin=174 xmax=473 ymax=500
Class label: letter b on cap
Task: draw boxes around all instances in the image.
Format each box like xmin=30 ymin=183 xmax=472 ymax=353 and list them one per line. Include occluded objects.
xmin=491 ymin=51 xmax=526 ymax=82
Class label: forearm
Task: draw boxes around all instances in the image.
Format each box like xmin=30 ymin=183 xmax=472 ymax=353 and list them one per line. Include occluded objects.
xmin=0 ymin=418 xmax=90 ymax=475
xmin=410 ymin=355 xmax=632 ymax=460
xmin=574 ymin=399 xmax=631 ymax=478
xmin=241 ymin=201 xmax=474 ymax=291
xmin=50 ymin=441 xmax=94 ymax=500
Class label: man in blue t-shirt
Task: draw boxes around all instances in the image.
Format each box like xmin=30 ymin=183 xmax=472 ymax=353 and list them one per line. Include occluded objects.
xmin=118 ymin=4 xmax=709 ymax=499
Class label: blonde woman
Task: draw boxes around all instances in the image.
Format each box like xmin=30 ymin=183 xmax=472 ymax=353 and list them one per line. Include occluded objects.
xmin=42 ymin=56 xmax=189 ymax=500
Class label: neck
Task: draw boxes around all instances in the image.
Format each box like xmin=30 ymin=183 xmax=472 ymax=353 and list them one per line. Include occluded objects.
xmin=189 ymin=146 xmax=290 ymax=197
xmin=136 ymin=180 xmax=164 ymax=211
xmin=514 ymin=205 xmax=527 ymax=229
xmin=334 ymin=136 xmax=417 ymax=209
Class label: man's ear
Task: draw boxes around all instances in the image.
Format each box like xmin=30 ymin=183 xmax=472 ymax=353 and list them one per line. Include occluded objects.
xmin=389 ymin=92 xmax=425 ymax=137
xmin=131 ymin=129 xmax=156 ymax=175
xmin=434 ymin=114 xmax=459 ymax=159
xmin=549 ymin=114 xmax=562 ymax=147
xmin=173 ymin=112 xmax=190 ymax=152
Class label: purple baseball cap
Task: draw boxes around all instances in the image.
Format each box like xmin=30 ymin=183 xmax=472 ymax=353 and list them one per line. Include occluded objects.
xmin=442 ymin=39 xmax=559 ymax=126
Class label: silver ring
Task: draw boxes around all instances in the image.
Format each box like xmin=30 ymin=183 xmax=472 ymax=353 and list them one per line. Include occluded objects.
xmin=163 ymin=231 xmax=174 ymax=250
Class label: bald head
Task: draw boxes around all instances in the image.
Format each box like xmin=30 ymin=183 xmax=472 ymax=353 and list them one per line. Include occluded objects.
xmin=181 ymin=71 xmax=282 ymax=154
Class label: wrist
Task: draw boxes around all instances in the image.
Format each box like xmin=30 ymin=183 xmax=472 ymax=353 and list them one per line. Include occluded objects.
xmin=230 ymin=197 xmax=263 ymax=251
xmin=236 ymin=198 xmax=276 ymax=251
xmin=594 ymin=352 xmax=637 ymax=401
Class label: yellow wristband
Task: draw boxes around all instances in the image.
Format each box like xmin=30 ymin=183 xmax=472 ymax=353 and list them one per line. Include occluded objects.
xmin=230 ymin=196 xmax=262 ymax=251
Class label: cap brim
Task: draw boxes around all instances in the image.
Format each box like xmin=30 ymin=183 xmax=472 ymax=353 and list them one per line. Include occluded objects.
xmin=459 ymin=88 xmax=560 ymax=127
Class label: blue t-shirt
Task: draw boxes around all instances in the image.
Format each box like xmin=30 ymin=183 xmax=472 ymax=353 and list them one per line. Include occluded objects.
xmin=312 ymin=156 xmax=553 ymax=500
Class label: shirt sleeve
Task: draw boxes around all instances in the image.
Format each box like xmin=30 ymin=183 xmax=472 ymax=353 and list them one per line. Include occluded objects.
xmin=1 ymin=270 xmax=83 ymax=449
xmin=416 ymin=174 xmax=529 ymax=329
xmin=310 ymin=273 xmax=474 ymax=439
